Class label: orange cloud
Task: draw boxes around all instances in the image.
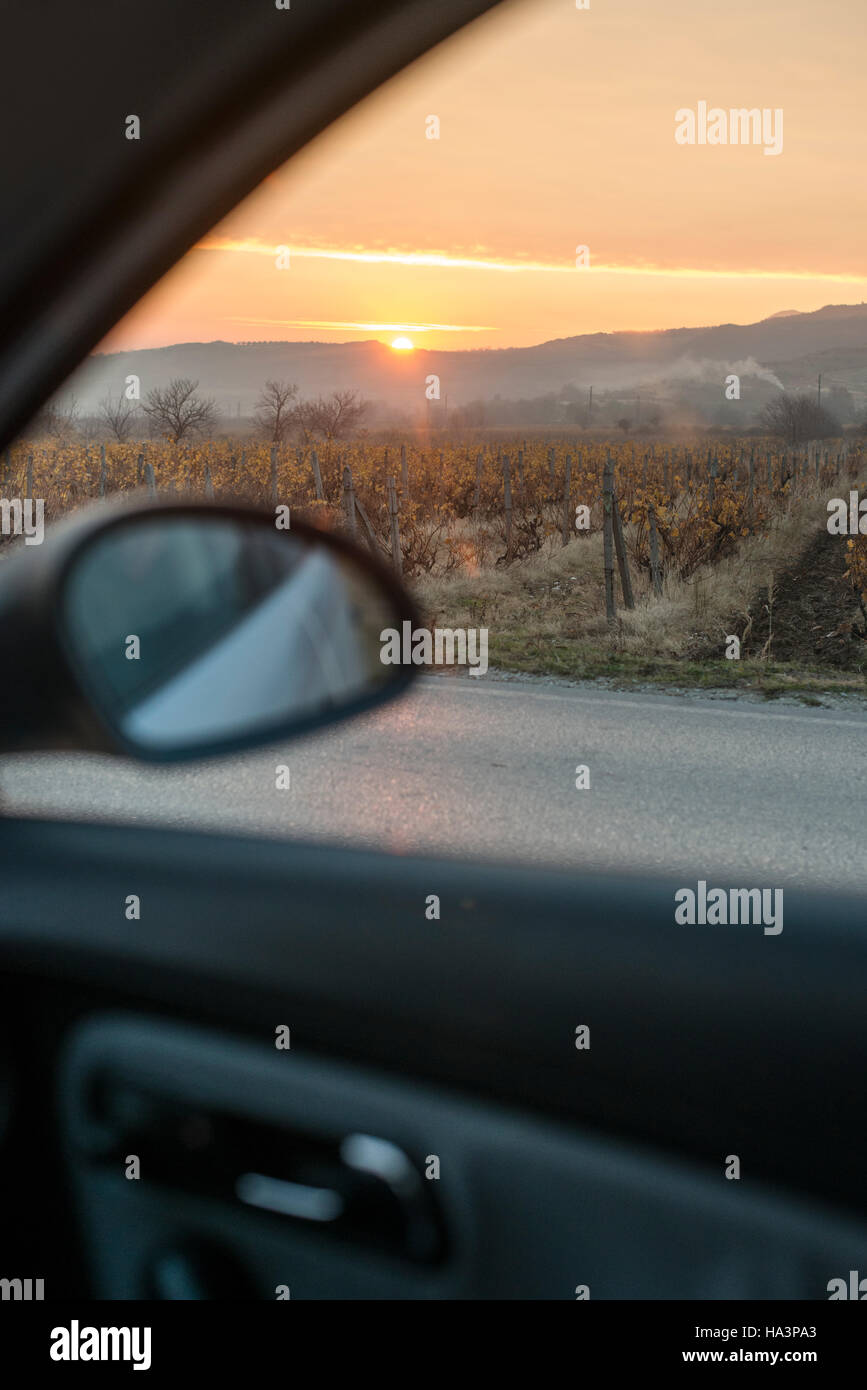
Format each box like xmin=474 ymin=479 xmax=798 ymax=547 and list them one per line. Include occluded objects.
xmin=224 ymin=316 xmax=496 ymax=332
xmin=198 ymin=237 xmax=867 ymax=285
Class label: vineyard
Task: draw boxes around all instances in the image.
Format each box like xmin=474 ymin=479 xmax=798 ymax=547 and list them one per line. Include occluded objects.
xmin=3 ymin=433 xmax=866 ymax=688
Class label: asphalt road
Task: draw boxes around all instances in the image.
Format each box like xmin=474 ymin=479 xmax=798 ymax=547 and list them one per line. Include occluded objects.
xmin=1 ymin=676 xmax=865 ymax=890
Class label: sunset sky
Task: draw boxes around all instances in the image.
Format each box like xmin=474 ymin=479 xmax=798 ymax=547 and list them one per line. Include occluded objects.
xmin=102 ymin=0 xmax=867 ymax=354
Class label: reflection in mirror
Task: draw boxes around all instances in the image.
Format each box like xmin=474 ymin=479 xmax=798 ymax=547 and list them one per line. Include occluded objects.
xmin=60 ymin=513 xmax=405 ymax=754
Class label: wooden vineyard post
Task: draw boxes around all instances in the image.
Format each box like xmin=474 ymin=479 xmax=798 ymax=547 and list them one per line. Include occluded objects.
xmin=136 ymin=452 xmax=144 ymax=485
xmin=401 ymin=443 xmax=409 ymax=499
xmin=547 ymin=446 xmax=555 ymax=487
xmin=473 ymin=452 xmax=483 ymax=520
xmin=611 ymin=487 xmax=635 ymax=610
xmin=602 ymin=457 xmax=616 ymax=623
xmin=648 ymin=505 xmax=663 ymax=597
xmin=516 ymin=449 xmax=525 ymax=501
xmin=387 ymin=477 xmax=402 ymax=576
xmin=144 ymin=461 xmax=157 ymax=498
xmin=342 ymin=464 xmax=357 ymax=536
xmin=98 ymin=443 xmax=107 ymax=498
xmin=708 ymin=455 xmax=718 ymax=508
xmin=203 ymin=463 xmax=214 ymax=499
xmin=269 ymin=445 xmax=278 ymax=505
xmin=353 ymin=494 xmax=380 ymax=553
xmin=561 ymin=453 xmax=572 ymax=546
xmin=502 ymin=453 xmax=513 ymax=555
xmin=310 ymin=449 xmax=324 ymax=500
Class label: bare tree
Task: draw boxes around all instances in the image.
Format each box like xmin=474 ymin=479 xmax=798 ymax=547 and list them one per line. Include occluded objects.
xmin=293 ymin=389 xmax=368 ymax=442
xmin=291 ymin=396 xmax=319 ymax=445
xmin=78 ymin=413 xmax=103 ymax=445
xmin=30 ymin=393 xmax=80 ymax=443
xmin=760 ymin=391 xmax=839 ymax=444
xmin=254 ymin=380 xmax=298 ymax=442
xmin=99 ymin=393 xmax=139 ymax=442
xmin=141 ymin=378 xmax=217 ymax=443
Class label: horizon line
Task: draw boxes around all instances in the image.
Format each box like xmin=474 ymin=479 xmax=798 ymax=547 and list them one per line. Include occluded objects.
xmin=95 ymin=299 xmax=867 ymax=357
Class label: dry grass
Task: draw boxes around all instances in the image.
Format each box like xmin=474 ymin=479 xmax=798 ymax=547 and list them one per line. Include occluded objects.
xmin=414 ymin=482 xmax=866 ymax=690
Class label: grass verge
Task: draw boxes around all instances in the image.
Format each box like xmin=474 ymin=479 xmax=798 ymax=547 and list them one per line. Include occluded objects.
xmin=484 ymin=637 xmax=866 ymax=701
xmin=415 ymin=481 xmax=867 ymax=702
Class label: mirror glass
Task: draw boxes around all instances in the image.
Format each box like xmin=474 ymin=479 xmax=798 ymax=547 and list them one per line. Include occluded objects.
xmin=59 ymin=513 xmax=409 ymax=756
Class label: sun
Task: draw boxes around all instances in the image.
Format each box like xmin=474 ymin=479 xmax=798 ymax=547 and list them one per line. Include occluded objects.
xmin=391 ymin=336 xmax=414 ymax=351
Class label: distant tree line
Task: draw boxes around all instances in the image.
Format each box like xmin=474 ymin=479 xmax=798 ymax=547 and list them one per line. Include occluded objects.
xmin=20 ymin=377 xmax=370 ymax=445
xmin=253 ymin=381 xmax=367 ymax=443
xmin=17 ymin=376 xmax=867 ymax=446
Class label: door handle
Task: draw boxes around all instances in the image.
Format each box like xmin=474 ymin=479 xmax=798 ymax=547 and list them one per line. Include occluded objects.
xmin=85 ymin=1076 xmax=445 ymax=1263
xmin=339 ymin=1133 xmax=439 ymax=1261
xmin=235 ymin=1132 xmax=441 ymax=1262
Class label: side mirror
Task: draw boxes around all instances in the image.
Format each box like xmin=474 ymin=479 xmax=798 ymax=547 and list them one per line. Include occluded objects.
xmin=0 ymin=502 xmax=420 ymax=761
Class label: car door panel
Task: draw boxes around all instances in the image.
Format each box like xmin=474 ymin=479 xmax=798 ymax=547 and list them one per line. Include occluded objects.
xmin=1 ymin=815 xmax=866 ymax=1297
xmin=55 ymin=1013 xmax=867 ymax=1300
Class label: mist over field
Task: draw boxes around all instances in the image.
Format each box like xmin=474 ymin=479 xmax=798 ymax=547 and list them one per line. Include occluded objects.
xmin=64 ymin=302 xmax=867 ymax=433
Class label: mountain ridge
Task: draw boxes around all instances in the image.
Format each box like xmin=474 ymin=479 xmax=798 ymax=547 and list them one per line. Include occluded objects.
xmin=69 ymin=302 xmax=867 ymax=417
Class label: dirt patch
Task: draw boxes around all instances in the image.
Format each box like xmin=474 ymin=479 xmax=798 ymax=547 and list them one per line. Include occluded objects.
xmin=712 ymin=528 xmax=867 ymax=669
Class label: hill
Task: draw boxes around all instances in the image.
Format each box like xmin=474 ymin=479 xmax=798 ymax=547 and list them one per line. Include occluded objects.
xmin=66 ymin=302 xmax=867 ymax=423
